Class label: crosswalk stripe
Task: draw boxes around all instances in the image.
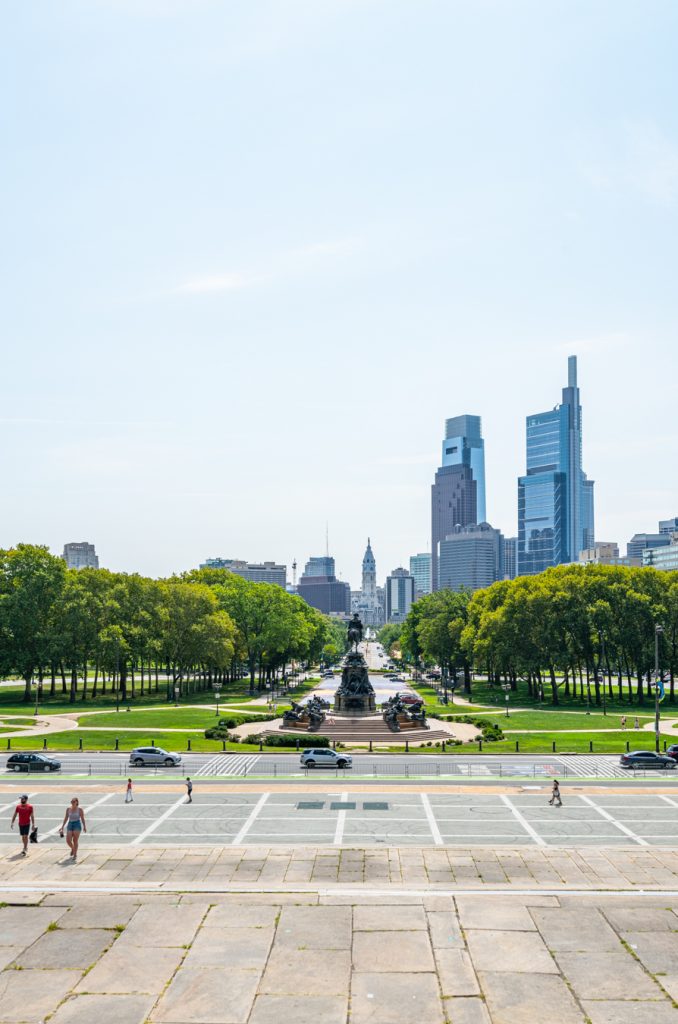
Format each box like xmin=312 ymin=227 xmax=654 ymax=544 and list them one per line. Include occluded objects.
xmin=195 ymin=754 xmax=260 ymax=777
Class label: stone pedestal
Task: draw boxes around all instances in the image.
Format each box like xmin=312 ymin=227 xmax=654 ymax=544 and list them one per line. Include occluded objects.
xmin=334 ymin=650 xmax=376 ymax=717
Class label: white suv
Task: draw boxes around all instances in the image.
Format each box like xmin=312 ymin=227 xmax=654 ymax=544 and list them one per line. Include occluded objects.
xmin=300 ymin=748 xmax=353 ymax=770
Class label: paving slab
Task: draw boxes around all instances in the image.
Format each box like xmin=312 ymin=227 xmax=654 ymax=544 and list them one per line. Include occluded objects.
xmin=114 ymin=903 xmax=207 ymax=948
xmin=259 ymin=948 xmax=350 ymax=995
xmin=248 ymin=995 xmax=348 ymax=1024
xmin=352 ymin=930 xmax=435 ymax=972
xmin=600 ymin=906 xmax=678 ymax=932
xmin=466 ymin=929 xmax=557 ymax=974
xmin=75 ymin=946 xmax=185 ymax=994
xmin=0 ymin=906 xmax=67 ymax=946
xmin=183 ymin=927 xmax=273 ymax=968
xmin=275 ymin=906 xmax=351 ymax=950
xmin=435 ymin=949 xmax=480 ymax=996
xmin=14 ymin=928 xmax=114 ymax=970
xmin=353 ymin=904 xmax=428 ymax=930
xmin=479 ymin=971 xmax=585 ymax=1024
xmin=48 ymin=994 xmax=156 ymax=1024
xmin=555 ymin=949 xmax=663 ymax=1000
xmin=531 ymin=907 xmax=621 ymax=951
xmin=455 ymin=898 xmax=537 ymax=931
xmin=350 ymin=971 xmax=444 ymax=1024
xmin=203 ymin=904 xmax=280 ymax=928
xmin=444 ymin=997 xmax=492 ymax=1024
xmin=0 ymin=969 xmax=79 ymax=1024
xmin=581 ymin=1001 xmax=678 ymax=1024
xmin=151 ymin=966 xmax=260 ymax=1024
xmin=427 ymin=910 xmax=465 ymax=948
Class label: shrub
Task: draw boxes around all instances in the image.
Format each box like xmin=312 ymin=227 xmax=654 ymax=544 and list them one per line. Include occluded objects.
xmin=248 ymin=733 xmax=331 ymax=749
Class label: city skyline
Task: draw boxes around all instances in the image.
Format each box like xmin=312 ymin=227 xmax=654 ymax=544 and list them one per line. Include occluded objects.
xmin=2 ymin=3 xmax=677 ymax=585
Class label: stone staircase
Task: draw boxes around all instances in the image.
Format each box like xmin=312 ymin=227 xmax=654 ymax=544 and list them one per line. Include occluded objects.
xmin=263 ymin=714 xmax=453 ymax=744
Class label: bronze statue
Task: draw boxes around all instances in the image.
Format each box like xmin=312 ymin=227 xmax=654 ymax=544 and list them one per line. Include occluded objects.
xmin=347 ymin=613 xmax=363 ymax=650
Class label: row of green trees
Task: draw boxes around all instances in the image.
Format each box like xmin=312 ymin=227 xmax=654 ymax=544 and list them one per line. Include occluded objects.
xmin=382 ymin=564 xmax=678 ymax=706
xmin=0 ymin=545 xmax=344 ymax=704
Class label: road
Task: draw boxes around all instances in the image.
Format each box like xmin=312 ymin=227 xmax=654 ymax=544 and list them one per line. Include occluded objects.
xmin=0 ymin=751 xmax=655 ymax=779
xmin=1 ymin=787 xmax=677 ymax=848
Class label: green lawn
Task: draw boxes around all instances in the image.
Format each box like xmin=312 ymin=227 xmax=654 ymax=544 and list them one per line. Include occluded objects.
xmin=5 ymin=731 xmax=269 ymax=754
xmin=75 ymin=707 xmax=272 ymax=729
xmin=441 ymin=710 xmax=657 ymax=732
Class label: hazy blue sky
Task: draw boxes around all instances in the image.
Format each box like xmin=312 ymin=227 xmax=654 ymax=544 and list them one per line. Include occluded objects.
xmin=2 ymin=1 xmax=677 ymax=586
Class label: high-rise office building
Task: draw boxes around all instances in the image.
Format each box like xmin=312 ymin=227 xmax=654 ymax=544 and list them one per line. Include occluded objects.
xmin=409 ymin=553 xmax=432 ymax=596
xmin=302 ymin=556 xmax=336 ymax=578
xmin=440 ymin=415 xmax=486 ymax=522
xmin=431 ymin=414 xmax=485 ymax=591
xmin=503 ymin=537 xmax=517 ymax=580
xmin=385 ymin=567 xmax=415 ymax=623
xmin=518 ymin=356 xmax=595 ymax=575
xmin=63 ymin=542 xmax=99 ymax=570
xmin=297 ymin=556 xmax=350 ymax=616
xmin=626 ymin=533 xmax=671 ymax=561
xmin=438 ymin=523 xmax=504 ymax=592
xmin=643 ymin=536 xmax=678 ymax=572
xmin=200 ymin=558 xmax=287 ymax=587
xmin=659 ymin=517 xmax=678 ymax=535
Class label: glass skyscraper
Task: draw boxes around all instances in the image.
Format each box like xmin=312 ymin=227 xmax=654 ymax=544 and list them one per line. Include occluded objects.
xmin=431 ymin=415 xmax=485 ymax=590
xmin=518 ymin=356 xmax=594 ymax=575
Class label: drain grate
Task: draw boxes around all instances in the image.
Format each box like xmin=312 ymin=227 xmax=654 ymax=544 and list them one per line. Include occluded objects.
xmin=297 ymin=801 xmax=325 ymax=810
xmin=363 ymin=802 xmax=389 ymax=811
xmin=330 ymin=802 xmax=356 ymax=810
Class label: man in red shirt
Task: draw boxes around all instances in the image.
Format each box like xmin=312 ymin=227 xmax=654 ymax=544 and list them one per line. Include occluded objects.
xmin=11 ymin=795 xmax=35 ymax=856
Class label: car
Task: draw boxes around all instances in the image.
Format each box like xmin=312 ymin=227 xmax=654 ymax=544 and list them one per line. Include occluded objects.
xmin=300 ymin=748 xmax=353 ymax=770
xmin=619 ymin=750 xmax=677 ymax=770
xmin=667 ymin=745 xmax=678 ymax=761
xmin=6 ymin=753 xmax=61 ymax=773
xmin=129 ymin=747 xmax=182 ymax=768
xmin=396 ymin=692 xmax=423 ymax=706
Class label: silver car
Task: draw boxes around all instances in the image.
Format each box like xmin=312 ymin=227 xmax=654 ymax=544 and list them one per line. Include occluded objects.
xmin=300 ymin=748 xmax=353 ymax=769
xmin=129 ymin=746 xmax=182 ymax=767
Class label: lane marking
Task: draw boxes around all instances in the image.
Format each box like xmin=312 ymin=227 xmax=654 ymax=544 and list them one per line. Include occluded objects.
xmin=334 ymin=791 xmax=348 ymax=845
xmin=231 ymin=792 xmax=270 ymax=845
xmin=578 ymin=795 xmax=648 ymax=846
xmin=420 ymin=793 xmax=443 ymax=845
xmin=660 ymin=795 xmax=678 ymax=808
xmin=131 ymin=794 xmax=186 ymax=845
xmin=40 ymin=792 xmax=114 ymax=842
xmin=500 ymin=795 xmax=546 ymax=846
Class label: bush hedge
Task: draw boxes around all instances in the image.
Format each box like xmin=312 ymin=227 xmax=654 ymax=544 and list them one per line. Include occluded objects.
xmin=442 ymin=715 xmax=505 ymax=741
xmin=247 ymin=733 xmax=331 ymax=748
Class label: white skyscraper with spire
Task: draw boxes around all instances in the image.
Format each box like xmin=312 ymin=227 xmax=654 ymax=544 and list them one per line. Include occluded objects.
xmin=351 ymin=538 xmax=383 ymax=627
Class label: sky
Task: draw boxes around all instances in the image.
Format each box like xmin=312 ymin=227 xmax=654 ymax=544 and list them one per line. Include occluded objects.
xmin=1 ymin=0 xmax=677 ymax=587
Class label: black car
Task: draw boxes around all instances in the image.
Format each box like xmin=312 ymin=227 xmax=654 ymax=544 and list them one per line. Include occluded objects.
xmin=6 ymin=753 xmax=62 ymax=773
xmin=620 ymin=750 xmax=676 ymax=770
xmin=666 ymin=745 xmax=678 ymax=761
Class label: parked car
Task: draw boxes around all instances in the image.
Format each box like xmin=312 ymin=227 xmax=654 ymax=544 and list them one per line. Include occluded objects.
xmin=620 ymin=750 xmax=677 ymax=770
xmin=667 ymin=745 xmax=678 ymax=761
xmin=129 ymin=747 xmax=182 ymax=768
xmin=396 ymin=692 xmax=423 ymax=706
xmin=6 ymin=753 xmax=61 ymax=773
xmin=300 ymin=748 xmax=353 ymax=770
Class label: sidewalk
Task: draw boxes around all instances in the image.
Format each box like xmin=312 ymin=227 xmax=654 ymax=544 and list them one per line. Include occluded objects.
xmin=2 ymin=867 xmax=678 ymax=1023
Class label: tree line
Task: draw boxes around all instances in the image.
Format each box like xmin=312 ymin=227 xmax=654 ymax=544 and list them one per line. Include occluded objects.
xmin=0 ymin=545 xmax=344 ymax=704
xmin=380 ymin=564 xmax=678 ymax=706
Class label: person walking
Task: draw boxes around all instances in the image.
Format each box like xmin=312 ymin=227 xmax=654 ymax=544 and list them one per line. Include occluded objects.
xmin=125 ymin=778 xmax=133 ymax=803
xmin=549 ymin=780 xmax=562 ymax=807
xmin=185 ymin=777 xmax=193 ymax=803
xmin=10 ymin=795 xmax=35 ymax=856
xmin=634 ymin=717 xmax=640 ymax=730
xmin=621 ymin=715 xmax=627 ymax=730
xmin=59 ymin=797 xmax=87 ymax=861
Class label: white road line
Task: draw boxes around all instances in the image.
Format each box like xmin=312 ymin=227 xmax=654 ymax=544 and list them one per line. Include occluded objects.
xmin=131 ymin=794 xmax=186 ymax=845
xmin=40 ymin=792 xmax=114 ymax=842
xmin=660 ymin=795 xmax=678 ymax=808
xmin=231 ymin=792 xmax=269 ymax=845
xmin=500 ymin=795 xmax=546 ymax=846
xmin=578 ymin=795 xmax=648 ymax=846
xmin=420 ymin=793 xmax=443 ymax=845
xmin=334 ymin=791 xmax=348 ymax=845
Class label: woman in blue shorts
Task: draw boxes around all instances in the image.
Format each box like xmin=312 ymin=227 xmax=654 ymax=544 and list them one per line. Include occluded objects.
xmin=59 ymin=797 xmax=87 ymax=861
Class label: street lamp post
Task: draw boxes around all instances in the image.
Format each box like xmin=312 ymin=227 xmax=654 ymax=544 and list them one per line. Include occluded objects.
xmin=501 ymin=682 xmax=511 ymax=718
xmin=115 ymin=646 xmax=120 ymax=714
xmin=213 ymin=685 xmax=221 ymax=717
xmin=34 ymin=677 xmax=40 ymax=718
xmin=174 ymin=684 xmax=180 ymax=707
xmin=598 ymin=631 xmax=607 ymax=717
xmin=654 ymin=624 xmax=664 ymax=754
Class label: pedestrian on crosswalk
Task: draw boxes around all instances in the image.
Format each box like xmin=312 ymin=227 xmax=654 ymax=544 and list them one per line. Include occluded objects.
xmin=185 ymin=777 xmax=193 ymax=803
xmin=549 ymin=780 xmax=562 ymax=807
xmin=125 ymin=778 xmax=133 ymax=803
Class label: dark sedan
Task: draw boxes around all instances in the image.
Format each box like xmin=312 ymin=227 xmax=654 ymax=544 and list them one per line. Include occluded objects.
xmin=620 ymin=750 xmax=676 ymax=770
xmin=6 ymin=753 xmax=62 ymax=773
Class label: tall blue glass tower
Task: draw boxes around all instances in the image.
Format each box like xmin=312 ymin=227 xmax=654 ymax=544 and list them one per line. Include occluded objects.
xmin=518 ymin=356 xmax=594 ymax=575
xmin=441 ymin=415 xmax=486 ymax=522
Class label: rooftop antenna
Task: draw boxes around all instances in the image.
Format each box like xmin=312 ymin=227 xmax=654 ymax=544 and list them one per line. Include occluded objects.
xmin=292 ymin=559 xmax=297 ymax=588
xmin=325 ymin=522 xmax=329 ymax=557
